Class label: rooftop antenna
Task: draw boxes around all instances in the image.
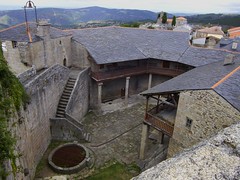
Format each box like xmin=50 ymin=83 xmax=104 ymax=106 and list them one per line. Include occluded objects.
xmin=24 ymin=1 xmax=38 ymax=42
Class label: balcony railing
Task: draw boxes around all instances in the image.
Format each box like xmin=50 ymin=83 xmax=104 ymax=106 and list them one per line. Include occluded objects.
xmin=91 ymin=66 xmax=186 ymax=82
xmin=144 ymin=112 xmax=174 ymax=137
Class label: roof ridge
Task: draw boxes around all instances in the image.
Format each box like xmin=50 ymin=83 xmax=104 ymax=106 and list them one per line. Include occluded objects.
xmin=177 ymin=46 xmax=191 ymax=63
xmin=211 ymin=65 xmax=240 ymax=89
xmin=190 ymin=45 xmax=240 ymax=55
xmin=0 ymin=22 xmax=26 ymax=33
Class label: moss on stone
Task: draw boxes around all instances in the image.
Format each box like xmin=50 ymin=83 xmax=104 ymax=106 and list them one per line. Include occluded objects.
xmin=0 ymin=42 xmax=29 ymax=178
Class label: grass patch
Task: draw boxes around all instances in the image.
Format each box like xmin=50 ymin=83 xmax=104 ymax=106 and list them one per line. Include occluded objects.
xmin=84 ymin=161 xmax=140 ymax=180
xmin=35 ymin=140 xmax=68 ymax=177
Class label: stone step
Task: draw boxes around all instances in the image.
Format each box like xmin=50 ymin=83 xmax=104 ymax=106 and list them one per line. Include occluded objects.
xmin=56 ymin=114 xmax=64 ymax=118
xmin=57 ymin=107 xmax=65 ymax=112
xmin=56 ymin=111 xmax=65 ymax=116
xmin=63 ymin=89 xmax=72 ymax=94
xmin=66 ymin=83 xmax=75 ymax=88
xmin=59 ymin=99 xmax=68 ymax=104
xmin=61 ymin=94 xmax=71 ymax=99
xmin=68 ymin=79 xmax=76 ymax=83
xmin=59 ymin=101 xmax=68 ymax=106
xmin=58 ymin=104 xmax=67 ymax=109
xmin=65 ymin=87 xmax=73 ymax=91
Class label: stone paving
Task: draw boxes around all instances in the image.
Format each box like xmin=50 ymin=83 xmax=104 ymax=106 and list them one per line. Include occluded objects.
xmin=35 ymin=95 xmax=165 ymax=179
xmin=83 ymin=100 xmax=145 ymax=167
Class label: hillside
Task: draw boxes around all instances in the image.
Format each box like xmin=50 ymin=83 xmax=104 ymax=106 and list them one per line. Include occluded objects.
xmin=1 ymin=7 xmax=239 ymax=29
xmin=187 ymin=13 xmax=240 ymax=26
xmin=0 ymin=6 xmax=158 ymax=28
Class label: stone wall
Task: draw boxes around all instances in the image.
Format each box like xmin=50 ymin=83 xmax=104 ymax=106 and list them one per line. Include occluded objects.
xmin=17 ymin=66 xmax=36 ymax=84
xmin=28 ymin=41 xmax=45 ymax=70
xmin=15 ymin=65 xmax=69 ymax=179
xmin=71 ymin=40 xmax=90 ymax=68
xmin=2 ymin=41 xmax=31 ymax=74
xmin=2 ymin=35 xmax=72 ymax=74
xmin=66 ymin=68 xmax=90 ymax=122
xmin=50 ymin=118 xmax=84 ymax=141
xmin=133 ymin=122 xmax=240 ymax=180
xmin=45 ymin=36 xmax=72 ymax=68
xmin=168 ymin=90 xmax=240 ymax=157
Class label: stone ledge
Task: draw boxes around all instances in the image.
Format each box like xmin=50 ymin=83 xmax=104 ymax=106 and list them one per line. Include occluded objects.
xmin=133 ymin=122 xmax=240 ymax=180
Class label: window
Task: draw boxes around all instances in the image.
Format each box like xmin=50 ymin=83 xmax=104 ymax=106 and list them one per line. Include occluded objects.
xmin=12 ymin=41 xmax=17 ymax=48
xmin=59 ymin=40 xmax=62 ymax=45
xmin=63 ymin=58 xmax=67 ymax=66
xmin=186 ymin=117 xmax=193 ymax=129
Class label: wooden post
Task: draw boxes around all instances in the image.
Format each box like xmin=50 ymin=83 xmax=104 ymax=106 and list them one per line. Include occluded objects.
xmin=145 ymin=96 xmax=149 ymax=119
xmin=98 ymin=82 xmax=103 ymax=106
xmin=148 ymin=73 xmax=152 ymax=90
xmin=139 ymin=123 xmax=149 ymax=159
xmin=125 ymin=77 xmax=130 ymax=105
xmin=156 ymin=94 xmax=160 ymax=113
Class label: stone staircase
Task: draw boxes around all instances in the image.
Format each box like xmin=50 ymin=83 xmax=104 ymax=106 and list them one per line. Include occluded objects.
xmin=54 ymin=76 xmax=91 ymax=142
xmin=56 ymin=77 xmax=76 ymax=118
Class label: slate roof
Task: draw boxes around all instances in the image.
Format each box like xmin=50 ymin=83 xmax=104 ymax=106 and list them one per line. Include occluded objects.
xmin=0 ymin=22 xmax=71 ymax=43
xmin=70 ymin=27 xmax=190 ymax=64
xmin=215 ymin=37 xmax=240 ymax=53
xmin=141 ymin=57 xmax=240 ymax=111
xmin=197 ymin=26 xmax=224 ymax=35
xmin=178 ymin=47 xmax=239 ymax=67
xmin=70 ymin=27 xmax=240 ymax=67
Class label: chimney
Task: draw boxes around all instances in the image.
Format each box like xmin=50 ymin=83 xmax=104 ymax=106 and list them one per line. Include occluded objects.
xmin=223 ymin=54 xmax=235 ymax=66
xmin=232 ymin=42 xmax=238 ymax=50
xmin=36 ymin=20 xmax=50 ymax=38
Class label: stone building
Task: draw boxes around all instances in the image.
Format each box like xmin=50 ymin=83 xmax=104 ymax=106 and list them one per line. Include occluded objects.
xmin=0 ymin=21 xmax=72 ymax=74
xmin=0 ymin=21 xmax=240 ymax=179
xmin=140 ymin=55 xmax=240 ymax=158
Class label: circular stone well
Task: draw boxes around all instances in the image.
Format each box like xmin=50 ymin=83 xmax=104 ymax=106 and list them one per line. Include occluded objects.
xmin=48 ymin=142 xmax=90 ymax=174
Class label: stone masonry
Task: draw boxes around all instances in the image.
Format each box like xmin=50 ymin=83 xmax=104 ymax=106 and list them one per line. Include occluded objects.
xmin=15 ymin=65 xmax=70 ymax=179
xmin=133 ymin=122 xmax=240 ymax=180
xmin=168 ymin=90 xmax=240 ymax=157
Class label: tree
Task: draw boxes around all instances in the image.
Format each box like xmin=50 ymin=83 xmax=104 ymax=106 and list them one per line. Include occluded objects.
xmin=172 ymin=16 xmax=176 ymax=26
xmin=162 ymin=12 xmax=167 ymax=24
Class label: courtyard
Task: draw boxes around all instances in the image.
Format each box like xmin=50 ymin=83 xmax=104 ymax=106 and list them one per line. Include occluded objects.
xmin=35 ymin=95 xmax=168 ymax=179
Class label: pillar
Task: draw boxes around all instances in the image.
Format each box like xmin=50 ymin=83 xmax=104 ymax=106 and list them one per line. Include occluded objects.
xmin=139 ymin=123 xmax=149 ymax=159
xmin=125 ymin=76 xmax=130 ymax=105
xmin=148 ymin=73 xmax=152 ymax=90
xmin=160 ymin=133 xmax=164 ymax=144
xmin=98 ymin=82 xmax=103 ymax=106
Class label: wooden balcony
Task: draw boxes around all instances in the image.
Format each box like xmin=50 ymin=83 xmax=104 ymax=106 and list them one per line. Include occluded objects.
xmin=91 ymin=66 xmax=186 ymax=82
xmin=144 ymin=112 xmax=174 ymax=137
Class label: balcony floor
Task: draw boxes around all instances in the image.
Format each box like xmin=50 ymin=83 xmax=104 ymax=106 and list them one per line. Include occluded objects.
xmin=155 ymin=108 xmax=177 ymax=126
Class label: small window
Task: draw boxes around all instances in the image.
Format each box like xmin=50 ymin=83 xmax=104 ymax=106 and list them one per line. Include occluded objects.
xmin=12 ymin=41 xmax=17 ymax=48
xmin=59 ymin=40 xmax=62 ymax=45
xmin=186 ymin=117 xmax=193 ymax=129
xmin=63 ymin=58 xmax=67 ymax=66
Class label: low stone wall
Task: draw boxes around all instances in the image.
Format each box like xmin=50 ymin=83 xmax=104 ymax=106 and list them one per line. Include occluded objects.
xmin=17 ymin=66 xmax=37 ymax=84
xmin=14 ymin=64 xmax=70 ymax=179
xmin=66 ymin=67 xmax=90 ymax=122
xmin=50 ymin=118 xmax=84 ymax=141
xmin=133 ymin=122 xmax=240 ymax=180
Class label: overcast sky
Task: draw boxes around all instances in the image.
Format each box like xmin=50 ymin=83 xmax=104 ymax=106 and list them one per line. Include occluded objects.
xmin=1 ymin=0 xmax=240 ymax=13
